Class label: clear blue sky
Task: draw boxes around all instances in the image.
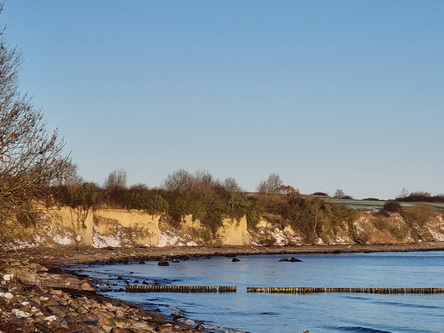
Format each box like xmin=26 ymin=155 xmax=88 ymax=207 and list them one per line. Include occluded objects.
xmin=3 ymin=1 xmax=443 ymax=199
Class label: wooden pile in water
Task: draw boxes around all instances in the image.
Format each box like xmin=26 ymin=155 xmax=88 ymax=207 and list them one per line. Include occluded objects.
xmin=126 ymin=285 xmax=236 ymax=293
xmin=246 ymin=287 xmax=444 ymax=294
xmin=126 ymin=285 xmax=444 ymax=294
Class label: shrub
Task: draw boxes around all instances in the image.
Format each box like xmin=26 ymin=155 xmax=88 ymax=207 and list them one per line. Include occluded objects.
xmin=312 ymin=192 xmax=329 ymax=197
xmin=54 ymin=182 xmax=99 ymax=209
xmin=383 ymin=201 xmax=402 ymax=213
xmin=222 ymin=192 xmax=250 ymax=219
xmin=123 ymin=186 xmax=169 ymax=214
xmin=401 ymin=203 xmax=438 ymax=227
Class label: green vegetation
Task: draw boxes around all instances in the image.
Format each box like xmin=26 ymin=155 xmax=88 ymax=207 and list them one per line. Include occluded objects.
xmin=45 ymin=170 xmax=360 ymax=242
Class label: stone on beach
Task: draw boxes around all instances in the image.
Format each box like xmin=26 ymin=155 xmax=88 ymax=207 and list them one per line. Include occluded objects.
xmin=0 ymin=257 xmax=203 ymax=333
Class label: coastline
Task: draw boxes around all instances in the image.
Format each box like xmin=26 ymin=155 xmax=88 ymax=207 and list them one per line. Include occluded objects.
xmin=2 ymin=242 xmax=444 ymax=332
xmin=5 ymin=242 xmax=444 ymax=266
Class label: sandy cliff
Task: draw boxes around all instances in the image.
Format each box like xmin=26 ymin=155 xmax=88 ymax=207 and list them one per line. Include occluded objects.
xmin=1 ymin=207 xmax=444 ymax=250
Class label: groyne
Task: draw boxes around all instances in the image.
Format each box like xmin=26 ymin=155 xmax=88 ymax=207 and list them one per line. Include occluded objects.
xmin=246 ymin=287 xmax=444 ymax=294
xmin=126 ymin=285 xmax=237 ymax=293
xmin=125 ymin=285 xmax=444 ymax=294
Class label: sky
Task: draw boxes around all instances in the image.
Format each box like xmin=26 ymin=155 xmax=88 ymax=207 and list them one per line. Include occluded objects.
xmin=2 ymin=1 xmax=443 ymax=199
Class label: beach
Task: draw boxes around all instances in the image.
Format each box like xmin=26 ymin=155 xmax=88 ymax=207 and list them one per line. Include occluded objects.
xmin=1 ymin=242 xmax=444 ymax=332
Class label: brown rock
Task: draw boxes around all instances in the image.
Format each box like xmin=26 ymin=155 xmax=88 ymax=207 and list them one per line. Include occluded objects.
xmin=76 ymin=305 xmax=90 ymax=314
xmin=16 ymin=269 xmax=37 ymax=284
xmin=67 ymin=320 xmax=93 ymax=332
xmin=131 ymin=321 xmax=153 ymax=330
xmin=50 ymin=328 xmax=71 ymax=333
xmin=81 ymin=282 xmax=96 ymax=291
xmin=113 ymin=317 xmax=132 ymax=329
xmin=46 ymin=305 xmax=67 ymax=318
xmin=101 ymin=324 xmax=114 ymax=333
xmin=110 ymin=328 xmax=136 ymax=333
xmin=84 ymin=312 xmax=99 ymax=322
xmin=115 ymin=309 xmax=125 ymax=317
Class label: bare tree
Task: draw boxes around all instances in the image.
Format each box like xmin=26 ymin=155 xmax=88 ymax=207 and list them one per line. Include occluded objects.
xmin=162 ymin=169 xmax=194 ymax=193
xmin=334 ymin=189 xmax=345 ymax=199
xmin=257 ymin=173 xmax=283 ymax=194
xmin=223 ymin=177 xmax=242 ymax=193
xmin=104 ymin=169 xmax=127 ymax=190
xmin=0 ymin=11 xmax=71 ymax=224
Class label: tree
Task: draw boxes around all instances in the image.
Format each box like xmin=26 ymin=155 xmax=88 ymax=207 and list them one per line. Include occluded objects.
xmin=257 ymin=173 xmax=283 ymax=194
xmin=223 ymin=177 xmax=242 ymax=193
xmin=162 ymin=169 xmax=194 ymax=193
xmin=0 ymin=11 xmax=71 ymax=224
xmin=334 ymin=189 xmax=345 ymax=198
xmin=104 ymin=169 xmax=127 ymax=190
xmin=396 ymin=188 xmax=409 ymax=200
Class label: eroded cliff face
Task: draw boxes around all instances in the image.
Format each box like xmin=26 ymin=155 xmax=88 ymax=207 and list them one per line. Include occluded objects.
xmin=1 ymin=207 xmax=444 ymax=250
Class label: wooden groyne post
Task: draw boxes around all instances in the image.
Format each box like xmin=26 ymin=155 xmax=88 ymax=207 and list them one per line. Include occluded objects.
xmin=125 ymin=285 xmax=237 ymax=293
xmin=126 ymin=285 xmax=444 ymax=294
xmin=245 ymin=287 xmax=444 ymax=294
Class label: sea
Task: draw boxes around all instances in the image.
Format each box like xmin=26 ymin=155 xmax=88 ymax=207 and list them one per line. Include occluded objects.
xmin=66 ymin=251 xmax=444 ymax=333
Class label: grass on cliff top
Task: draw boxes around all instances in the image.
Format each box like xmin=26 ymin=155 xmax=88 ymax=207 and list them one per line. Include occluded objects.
xmin=308 ymin=197 xmax=444 ymax=212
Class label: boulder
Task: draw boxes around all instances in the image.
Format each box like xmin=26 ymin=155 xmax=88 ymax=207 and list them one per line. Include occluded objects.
xmin=279 ymin=257 xmax=302 ymax=262
xmin=80 ymin=282 xmax=96 ymax=291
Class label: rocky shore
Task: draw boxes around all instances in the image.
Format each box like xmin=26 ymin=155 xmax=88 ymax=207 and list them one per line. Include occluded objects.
xmin=1 ymin=242 xmax=444 ymax=332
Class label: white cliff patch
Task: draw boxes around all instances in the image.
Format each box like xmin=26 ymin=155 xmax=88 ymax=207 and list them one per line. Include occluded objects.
xmin=158 ymin=231 xmax=198 ymax=247
xmin=92 ymin=233 xmax=122 ymax=248
xmin=428 ymin=228 xmax=444 ymax=241
xmin=52 ymin=232 xmax=74 ymax=245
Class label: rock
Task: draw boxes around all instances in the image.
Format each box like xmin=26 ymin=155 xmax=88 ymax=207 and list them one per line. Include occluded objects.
xmin=76 ymin=305 xmax=89 ymax=314
xmin=44 ymin=315 xmax=58 ymax=323
xmin=33 ymin=322 xmax=52 ymax=332
xmin=2 ymin=274 xmax=14 ymax=281
xmin=11 ymin=308 xmax=32 ymax=318
xmin=110 ymin=328 xmax=136 ymax=333
xmin=115 ymin=309 xmax=125 ymax=317
xmin=157 ymin=323 xmax=174 ymax=333
xmin=231 ymin=258 xmax=240 ymax=262
xmin=50 ymin=328 xmax=71 ymax=333
xmin=80 ymin=282 xmax=96 ymax=291
xmin=279 ymin=257 xmax=302 ymax=262
xmin=131 ymin=321 xmax=152 ymax=330
xmin=67 ymin=320 xmax=92 ymax=331
xmin=0 ymin=292 xmax=14 ymax=300
xmin=113 ymin=316 xmax=135 ymax=329
xmin=0 ymin=256 xmax=204 ymax=333
xmin=101 ymin=324 xmax=114 ymax=333
xmin=46 ymin=305 xmax=67 ymax=318
xmin=16 ymin=269 xmax=37 ymax=284
xmin=158 ymin=260 xmax=169 ymax=266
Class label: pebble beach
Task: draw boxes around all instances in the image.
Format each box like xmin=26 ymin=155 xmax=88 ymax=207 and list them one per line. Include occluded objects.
xmin=1 ymin=242 xmax=444 ymax=332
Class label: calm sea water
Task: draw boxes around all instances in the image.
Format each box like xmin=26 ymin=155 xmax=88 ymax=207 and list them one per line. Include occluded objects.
xmin=68 ymin=251 xmax=444 ymax=333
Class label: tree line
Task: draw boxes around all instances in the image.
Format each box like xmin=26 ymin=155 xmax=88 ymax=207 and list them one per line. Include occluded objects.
xmin=49 ymin=170 xmax=358 ymax=243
